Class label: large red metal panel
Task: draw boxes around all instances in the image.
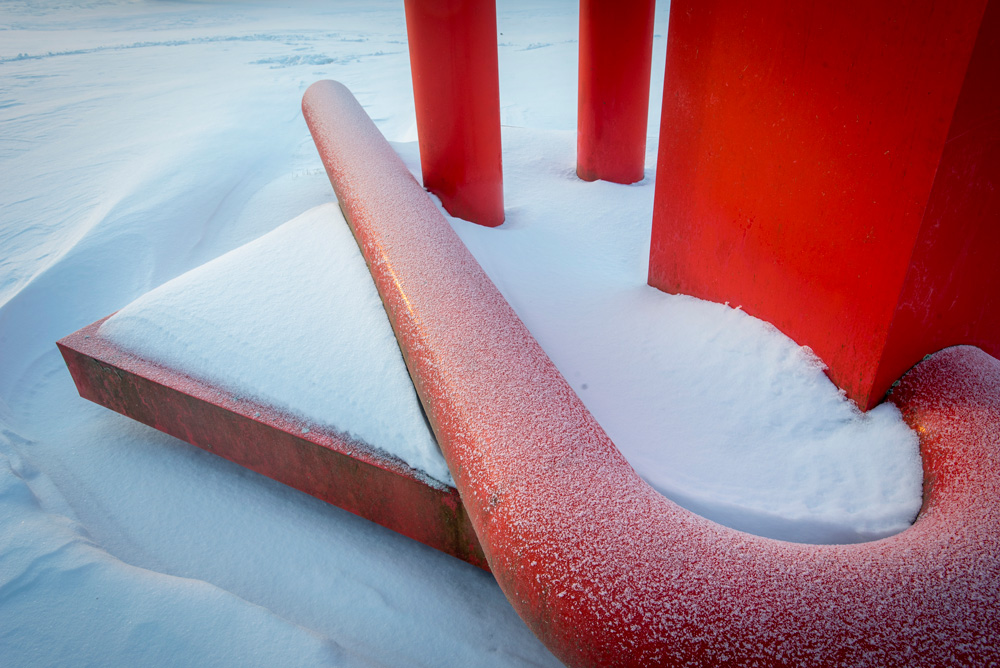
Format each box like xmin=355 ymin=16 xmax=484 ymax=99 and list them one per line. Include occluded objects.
xmin=58 ymin=317 xmax=487 ymax=570
xmin=577 ymin=0 xmax=656 ymax=184
xmin=649 ymin=0 xmax=997 ymax=409
xmin=875 ymin=0 xmax=1000 ymax=405
xmin=404 ymin=0 xmax=504 ymax=226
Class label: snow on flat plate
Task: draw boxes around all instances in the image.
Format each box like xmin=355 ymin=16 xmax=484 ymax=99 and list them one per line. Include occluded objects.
xmin=99 ymin=203 xmax=453 ymax=486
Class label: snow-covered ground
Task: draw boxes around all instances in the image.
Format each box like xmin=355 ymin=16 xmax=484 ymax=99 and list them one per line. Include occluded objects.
xmin=1 ymin=1 xmax=922 ymax=665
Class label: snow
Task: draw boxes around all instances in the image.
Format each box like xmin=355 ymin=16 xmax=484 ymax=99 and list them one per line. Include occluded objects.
xmin=0 ymin=0 xmax=923 ymax=666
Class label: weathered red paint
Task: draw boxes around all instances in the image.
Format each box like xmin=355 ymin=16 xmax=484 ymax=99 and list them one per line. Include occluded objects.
xmin=57 ymin=317 xmax=487 ymax=570
xmin=577 ymin=0 xmax=655 ymax=184
xmin=403 ymin=0 xmax=504 ymax=227
xmin=304 ymin=79 xmax=999 ymax=667
xmin=649 ymin=0 xmax=1000 ymax=409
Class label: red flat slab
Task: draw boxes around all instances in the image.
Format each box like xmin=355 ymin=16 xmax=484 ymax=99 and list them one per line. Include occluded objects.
xmin=57 ymin=316 xmax=487 ymax=570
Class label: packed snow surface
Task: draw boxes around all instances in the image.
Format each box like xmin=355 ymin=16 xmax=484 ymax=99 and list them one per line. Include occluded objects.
xmin=0 ymin=0 xmax=923 ymax=666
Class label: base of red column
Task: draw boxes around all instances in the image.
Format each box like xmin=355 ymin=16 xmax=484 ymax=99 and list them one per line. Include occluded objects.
xmin=649 ymin=0 xmax=999 ymax=409
xmin=404 ymin=0 xmax=504 ymax=227
xmin=57 ymin=316 xmax=488 ymax=570
xmin=577 ymin=0 xmax=655 ymax=184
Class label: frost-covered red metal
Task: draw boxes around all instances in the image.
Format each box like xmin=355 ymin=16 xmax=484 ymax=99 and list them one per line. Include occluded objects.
xmin=304 ymin=79 xmax=1000 ymax=668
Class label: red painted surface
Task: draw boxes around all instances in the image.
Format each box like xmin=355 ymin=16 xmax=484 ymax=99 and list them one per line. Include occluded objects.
xmin=577 ymin=0 xmax=655 ymax=184
xmin=304 ymin=79 xmax=999 ymax=667
xmin=57 ymin=317 xmax=487 ymax=570
xmin=403 ymin=0 xmax=504 ymax=227
xmin=649 ymin=0 xmax=999 ymax=409
xmin=877 ymin=0 xmax=1000 ymax=407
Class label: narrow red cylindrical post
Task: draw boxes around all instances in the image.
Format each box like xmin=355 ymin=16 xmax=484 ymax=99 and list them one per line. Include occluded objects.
xmin=577 ymin=0 xmax=656 ymax=184
xmin=403 ymin=0 xmax=504 ymax=227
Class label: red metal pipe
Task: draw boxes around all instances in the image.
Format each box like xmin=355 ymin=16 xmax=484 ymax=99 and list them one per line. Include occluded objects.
xmin=577 ymin=0 xmax=655 ymax=184
xmin=403 ymin=0 xmax=504 ymax=226
xmin=304 ymin=79 xmax=999 ymax=667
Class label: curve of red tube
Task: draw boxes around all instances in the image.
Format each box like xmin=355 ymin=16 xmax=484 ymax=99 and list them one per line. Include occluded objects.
xmin=303 ymin=80 xmax=999 ymax=668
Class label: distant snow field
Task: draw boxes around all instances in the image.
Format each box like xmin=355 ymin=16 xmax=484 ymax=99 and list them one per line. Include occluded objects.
xmin=1 ymin=1 xmax=921 ymax=666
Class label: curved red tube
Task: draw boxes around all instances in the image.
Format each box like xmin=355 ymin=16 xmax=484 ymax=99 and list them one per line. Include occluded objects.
xmin=303 ymin=80 xmax=999 ymax=668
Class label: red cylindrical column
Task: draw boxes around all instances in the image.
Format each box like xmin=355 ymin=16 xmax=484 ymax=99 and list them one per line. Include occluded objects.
xmin=577 ymin=0 xmax=656 ymax=184
xmin=404 ymin=0 xmax=504 ymax=227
